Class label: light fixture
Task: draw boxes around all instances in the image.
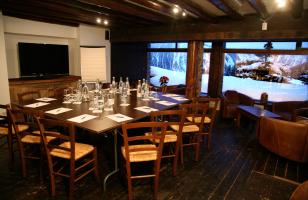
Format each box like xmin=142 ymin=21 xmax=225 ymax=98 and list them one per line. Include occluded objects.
xmin=172 ymin=6 xmax=180 ymax=14
xmin=96 ymin=18 xmax=101 ymax=24
xmin=103 ymin=20 xmax=109 ymax=25
xmin=182 ymin=11 xmax=186 ymax=17
xmin=276 ymin=0 xmax=286 ymax=8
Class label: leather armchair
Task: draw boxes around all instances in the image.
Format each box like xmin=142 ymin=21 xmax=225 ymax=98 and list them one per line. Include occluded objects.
xmin=259 ymin=117 xmax=308 ymax=163
xmin=272 ymin=101 xmax=308 ymax=121
xmin=222 ymin=90 xmax=254 ymax=119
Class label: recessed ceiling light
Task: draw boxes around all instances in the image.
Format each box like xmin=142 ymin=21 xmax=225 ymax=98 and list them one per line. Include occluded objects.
xmin=103 ymin=20 xmax=109 ymax=25
xmin=182 ymin=11 xmax=186 ymax=17
xmin=96 ymin=18 xmax=101 ymax=24
xmin=172 ymin=6 xmax=180 ymax=14
xmin=276 ymin=0 xmax=286 ymax=8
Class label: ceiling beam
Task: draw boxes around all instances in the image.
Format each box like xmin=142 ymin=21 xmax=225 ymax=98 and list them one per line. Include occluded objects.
xmin=165 ymin=0 xmax=215 ymax=22
xmin=208 ymin=0 xmax=244 ymax=20
xmin=246 ymin=0 xmax=269 ymax=20
xmin=77 ymin=0 xmax=172 ymax=23
xmin=124 ymin=0 xmax=176 ymax=19
xmin=49 ymin=0 xmax=154 ymax=26
xmin=290 ymin=0 xmax=304 ymax=18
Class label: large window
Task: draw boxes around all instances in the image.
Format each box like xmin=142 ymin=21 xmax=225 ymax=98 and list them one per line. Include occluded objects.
xmin=223 ymin=42 xmax=308 ymax=102
xmin=148 ymin=42 xmax=187 ymax=86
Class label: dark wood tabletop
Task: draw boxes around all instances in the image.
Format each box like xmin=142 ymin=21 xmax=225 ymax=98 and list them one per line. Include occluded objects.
xmin=21 ymin=91 xmax=190 ymax=134
xmin=237 ymin=105 xmax=281 ymax=119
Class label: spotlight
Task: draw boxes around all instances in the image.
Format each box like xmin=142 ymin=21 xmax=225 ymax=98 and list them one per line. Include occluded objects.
xmin=182 ymin=12 xmax=186 ymax=17
xmin=96 ymin=18 xmax=101 ymax=24
xmin=103 ymin=20 xmax=109 ymax=25
xmin=172 ymin=6 xmax=180 ymax=14
xmin=276 ymin=0 xmax=286 ymax=8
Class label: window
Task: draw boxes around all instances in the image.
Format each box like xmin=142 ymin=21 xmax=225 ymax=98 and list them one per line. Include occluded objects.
xmin=223 ymin=52 xmax=308 ymax=101
xmin=225 ymin=42 xmax=296 ymax=50
xmin=148 ymin=42 xmax=187 ymax=86
xmin=302 ymin=42 xmax=308 ymax=49
xmin=201 ymin=53 xmax=211 ymax=94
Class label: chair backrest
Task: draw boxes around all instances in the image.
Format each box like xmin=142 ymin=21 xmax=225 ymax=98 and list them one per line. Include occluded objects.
xmin=150 ymin=109 xmax=186 ymax=127
xmin=0 ymin=104 xmax=10 ymax=132
xmin=259 ymin=117 xmax=308 ymax=163
xmin=17 ymin=91 xmax=41 ymax=104
xmin=6 ymin=108 xmax=42 ymax=139
xmin=36 ymin=117 xmax=76 ymax=163
xmin=121 ymin=122 xmax=167 ymax=163
xmin=180 ymin=103 xmax=209 ymax=130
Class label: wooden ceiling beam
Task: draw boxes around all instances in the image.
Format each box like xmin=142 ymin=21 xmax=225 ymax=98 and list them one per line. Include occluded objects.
xmin=49 ymin=0 xmax=154 ymax=26
xmin=166 ymin=0 xmax=215 ymax=22
xmin=1 ymin=0 xmax=136 ymax=28
xmin=208 ymin=0 xmax=244 ymax=20
xmin=77 ymin=0 xmax=171 ymax=23
xmin=124 ymin=0 xmax=176 ymax=18
xmin=290 ymin=0 xmax=304 ymax=18
xmin=246 ymin=0 xmax=269 ymax=20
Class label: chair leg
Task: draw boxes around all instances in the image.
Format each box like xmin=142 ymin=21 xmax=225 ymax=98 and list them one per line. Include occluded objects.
xmin=127 ymin=176 xmax=133 ymax=200
xmin=68 ymin=165 xmax=75 ymax=200
xmin=172 ymin=142 xmax=179 ymax=176
xmin=180 ymin=143 xmax=184 ymax=165
xmin=7 ymin=134 xmax=14 ymax=167
xmin=50 ymin=173 xmax=56 ymax=196
xmin=19 ymin=144 xmax=27 ymax=177
xmin=194 ymin=135 xmax=200 ymax=162
xmin=93 ymin=149 xmax=100 ymax=183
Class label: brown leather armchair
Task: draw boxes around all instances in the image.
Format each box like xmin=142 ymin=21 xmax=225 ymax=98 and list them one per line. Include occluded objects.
xmin=272 ymin=101 xmax=308 ymax=121
xmin=289 ymin=180 xmax=308 ymax=200
xmin=259 ymin=117 xmax=308 ymax=163
xmin=222 ymin=90 xmax=254 ymax=119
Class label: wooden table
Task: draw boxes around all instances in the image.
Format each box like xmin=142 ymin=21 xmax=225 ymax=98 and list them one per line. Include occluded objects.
xmin=20 ymin=91 xmax=189 ymax=190
xmin=236 ymin=105 xmax=281 ymax=137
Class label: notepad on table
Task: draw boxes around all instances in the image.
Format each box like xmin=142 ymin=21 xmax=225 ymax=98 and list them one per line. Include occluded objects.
xmin=106 ymin=113 xmax=133 ymax=123
xmin=67 ymin=114 xmax=98 ymax=123
xmin=45 ymin=107 xmax=72 ymax=115
xmin=134 ymin=106 xmax=158 ymax=113
xmin=24 ymin=102 xmax=50 ymax=108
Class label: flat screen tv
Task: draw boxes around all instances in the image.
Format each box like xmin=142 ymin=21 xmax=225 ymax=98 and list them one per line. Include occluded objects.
xmin=18 ymin=42 xmax=69 ymax=78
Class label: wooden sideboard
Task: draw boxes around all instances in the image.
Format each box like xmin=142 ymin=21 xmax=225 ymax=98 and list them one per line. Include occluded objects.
xmin=9 ymin=75 xmax=81 ymax=103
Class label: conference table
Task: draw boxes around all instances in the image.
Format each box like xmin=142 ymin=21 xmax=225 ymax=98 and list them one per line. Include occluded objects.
xmin=19 ymin=90 xmax=190 ymax=190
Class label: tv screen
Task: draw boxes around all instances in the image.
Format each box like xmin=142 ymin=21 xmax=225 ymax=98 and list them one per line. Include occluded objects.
xmin=18 ymin=42 xmax=69 ymax=78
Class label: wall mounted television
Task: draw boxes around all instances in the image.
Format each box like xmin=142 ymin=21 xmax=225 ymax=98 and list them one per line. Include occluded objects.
xmin=18 ymin=42 xmax=69 ymax=78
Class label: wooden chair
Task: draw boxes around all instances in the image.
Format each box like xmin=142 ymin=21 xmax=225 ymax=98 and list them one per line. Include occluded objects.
xmin=146 ymin=110 xmax=185 ymax=176
xmin=36 ymin=117 xmax=100 ymax=200
xmin=121 ymin=121 xmax=167 ymax=200
xmin=0 ymin=104 xmax=14 ymax=164
xmin=171 ymin=103 xmax=209 ymax=163
xmin=191 ymin=97 xmax=220 ymax=149
xmin=17 ymin=91 xmax=41 ymax=104
xmin=6 ymin=107 xmax=49 ymax=177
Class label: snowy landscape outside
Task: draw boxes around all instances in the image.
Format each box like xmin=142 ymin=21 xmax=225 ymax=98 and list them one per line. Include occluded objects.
xmin=148 ymin=44 xmax=308 ymax=102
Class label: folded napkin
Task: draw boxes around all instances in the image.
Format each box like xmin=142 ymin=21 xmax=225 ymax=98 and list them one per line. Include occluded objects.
xmin=171 ymin=96 xmax=189 ymax=101
xmin=162 ymin=94 xmax=179 ymax=97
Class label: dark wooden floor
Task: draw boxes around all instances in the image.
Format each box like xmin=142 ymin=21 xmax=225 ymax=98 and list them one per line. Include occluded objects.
xmin=0 ymin=118 xmax=307 ymax=200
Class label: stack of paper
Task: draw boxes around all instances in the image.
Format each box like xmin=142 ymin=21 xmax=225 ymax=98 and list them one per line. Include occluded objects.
xmin=36 ymin=97 xmax=57 ymax=102
xmin=106 ymin=113 xmax=133 ymax=122
xmin=67 ymin=114 xmax=98 ymax=123
xmin=45 ymin=107 xmax=72 ymax=115
xmin=24 ymin=102 xmax=50 ymax=108
xmin=155 ymin=100 xmax=176 ymax=106
xmin=134 ymin=106 xmax=158 ymax=113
